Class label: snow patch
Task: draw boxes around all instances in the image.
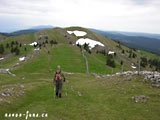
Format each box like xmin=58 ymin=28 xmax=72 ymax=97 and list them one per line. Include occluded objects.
xmin=34 ymin=48 xmax=40 ymax=51
xmin=67 ymin=30 xmax=87 ymax=36
xmin=19 ymin=57 xmax=26 ymax=61
xmin=67 ymin=31 xmax=73 ymax=34
xmin=131 ymin=66 xmax=137 ymax=69
xmin=108 ymin=51 xmax=115 ymax=55
xmin=76 ymin=38 xmax=104 ymax=49
xmin=131 ymin=63 xmax=136 ymax=69
xmin=29 ymin=42 xmax=37 ymax=46
xmin=0 ymin=58 xmax=4 ymax=61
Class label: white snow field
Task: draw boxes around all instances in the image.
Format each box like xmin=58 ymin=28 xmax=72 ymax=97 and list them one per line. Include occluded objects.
xmin=0 ymin=58 xmax=4 ymax=61
xmin=34 ymin=48 xmax=40 ymax=51
xmin=19 ymin=57 xmax=26 ymax=61
xmin=108 ymin=51 xmax=115 ymax=55
xmin=131 ymin=65 xmax=136 ymax=69
xmin=67 ymin=30 xmax=87 ymax=36
xmin=76 ymin=38 xmax=104 ymax=49
xmin=29 ymin=42 xmax=37 ymax=46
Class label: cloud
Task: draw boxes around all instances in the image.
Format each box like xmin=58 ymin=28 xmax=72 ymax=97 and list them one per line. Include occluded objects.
xmin=130 ymin=0 xmax=151 ymax=5
xmin=0 ymin=0 xmax=160 ymax=33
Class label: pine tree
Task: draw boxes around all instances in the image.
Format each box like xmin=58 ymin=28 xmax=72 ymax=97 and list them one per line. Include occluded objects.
xmin=11 ymin=47 xmax=14 ymax=53
xmin=106 ymin=55 xmax=116 ymax=68
xmin=122 ymin=49 xmax=125 ymax=54
xmin=45 ymin=40 xmax=48 ymax=44
xmin=50 ymin=40 xmax=54 ymax=46
xmin=15 ymin=41 xmax=19 ymax=45
xmin=19 ymin=43 xmax=22 ymax=47
xmin=83 ymin=43 xmax=89 ymax=52
xmin=88 ymin=50 xmax=91 ymax=54
xmin=132 ymin=53 xmax=137 ymax=58
xmin=11 ymin=41 xmax=15 ymax=46
xmin=120 ymin=60 xmax=123 ymax=65
xmin=140 ymin=57 xmax=148 ymax=68
xmin=14 ymin=46 xmax=18 ymax=53
xmin=0 ymin=44 xmax=4 ymax=54
xmin=96 ymin=50 xmax=99 ymax=54
xmin=6 ymin=43 xmax=10 ymax=48
xmin=53 ymin=40 xmax=58 ymax=44
xmin=15 ymin=48 xmax=20 ymax=55
xmin=77 ymin=43 xmax=80 ymax=47
xmin=24 ymin=47 xmax=27 ymax=51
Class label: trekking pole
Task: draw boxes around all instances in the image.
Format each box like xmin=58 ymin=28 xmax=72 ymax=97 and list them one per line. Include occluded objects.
xmin=54 ymin=85 xmax=56 ymax=99
xmin=65 ymin=85 xmax=67 ymax=97
xmin=65 ymin=80 xmax=68 ymax=97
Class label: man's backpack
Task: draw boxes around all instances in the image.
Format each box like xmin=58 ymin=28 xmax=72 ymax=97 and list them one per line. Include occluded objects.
xmin=56 ymin=72 xmax=61 ymax=80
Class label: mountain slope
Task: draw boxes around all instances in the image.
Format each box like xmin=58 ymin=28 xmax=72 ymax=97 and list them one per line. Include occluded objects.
xmin=0 ymin=26 xmax=160 ymax=120
xmin=1 ymin=27 xmax=160 ymax=73
xmin=89 ymin=28 xmax=160 ymax=55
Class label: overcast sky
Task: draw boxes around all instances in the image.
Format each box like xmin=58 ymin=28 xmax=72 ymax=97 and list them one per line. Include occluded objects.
xmin=0 ymin=0 xmax=160 ymax=33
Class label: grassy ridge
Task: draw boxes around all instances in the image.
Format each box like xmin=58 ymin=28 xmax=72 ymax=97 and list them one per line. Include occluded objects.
xmin=13 ymin=44 xmax=86 ymax=74
xmin=1 ymin=27 xmax=160 ymax=120
xmin=0 ymin=73 xmax=160 ymax=120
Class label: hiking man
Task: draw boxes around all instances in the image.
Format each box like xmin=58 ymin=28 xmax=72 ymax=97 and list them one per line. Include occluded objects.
xmin=53 ymin=65 xmax=65 ymax=98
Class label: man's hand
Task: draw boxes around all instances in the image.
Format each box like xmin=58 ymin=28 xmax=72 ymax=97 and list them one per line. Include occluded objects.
xmin=64 ymin=78 xmax=66 ymax=82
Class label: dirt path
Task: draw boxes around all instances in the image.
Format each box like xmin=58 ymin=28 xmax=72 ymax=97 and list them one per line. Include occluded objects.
xmin=82 ymin=50 xmax=89 ymax=74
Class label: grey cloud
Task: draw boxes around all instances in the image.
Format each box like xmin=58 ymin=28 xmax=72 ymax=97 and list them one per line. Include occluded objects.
xmin=130 ymin=0 xmax=159 ymax=6
xmin=0 ymin=0 xmax=160 ymax=33
xmin=131 ymin=0 xmax=150 ymax=5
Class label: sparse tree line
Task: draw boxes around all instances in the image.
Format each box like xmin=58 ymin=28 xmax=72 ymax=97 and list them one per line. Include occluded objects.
xmin=38 ymin=35 xmax=58 ymax=47
xmin=96 ymin=49 xmax=117 ymax=68
xmin=76 ymin=43 xmax=117 ymax=68
xmin=0 ymin=38 xmax=58 ymax=56
xmin=35 ymin=39 xmax=58 ymax=49
xmin=140 ymin=56 xmax=160 ymax=71
xmin=77 ymin=41 xmax=160 ymax=70
xmin=0 ymin=41 xmax=22 ymax=55
xmin=96 ymin=49 xmax=117 ymax=56
xmin=116 ymin=41 xmax=137 ymax=59
xmin=38 ymin=35 xmax=58 ymax=48
xmin=116 ymin=41 xmax=137 ymax=51
xmin=38 ymin=35 xmax=48 ymax=40
xmin=121 ymin=48 xmax=137 ymax=59
xmin=77 ymin=43 xmax=91 ymax=54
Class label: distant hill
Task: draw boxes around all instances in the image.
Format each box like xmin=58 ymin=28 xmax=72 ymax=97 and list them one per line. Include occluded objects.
xmin=114 ymin=31 xmax=160 ymax=40
xmin=0 ymin=25 xmax=55 ymax=36
xmin=30 ymin=25 xmax=55 ymax=30
xmin=89 ymin=28 xmax=160 ymax=55
xmin=1 ymin=26 xmax=160 ymax=55
xmin=9 ymin=29 xmax=39 ymax=36
xmin=0 ymin=32 xmax=10 ymax=36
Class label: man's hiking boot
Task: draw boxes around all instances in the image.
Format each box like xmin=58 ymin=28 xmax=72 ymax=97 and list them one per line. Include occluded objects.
xmin=59 ymin=93 xmax=62 ymax=98
xmin=56 ymin=92 xmax=58 ymax=97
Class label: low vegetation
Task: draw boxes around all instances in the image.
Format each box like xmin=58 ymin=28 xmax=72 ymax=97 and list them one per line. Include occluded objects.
xmin=0 ymin=27 xmax=160 ymax=120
